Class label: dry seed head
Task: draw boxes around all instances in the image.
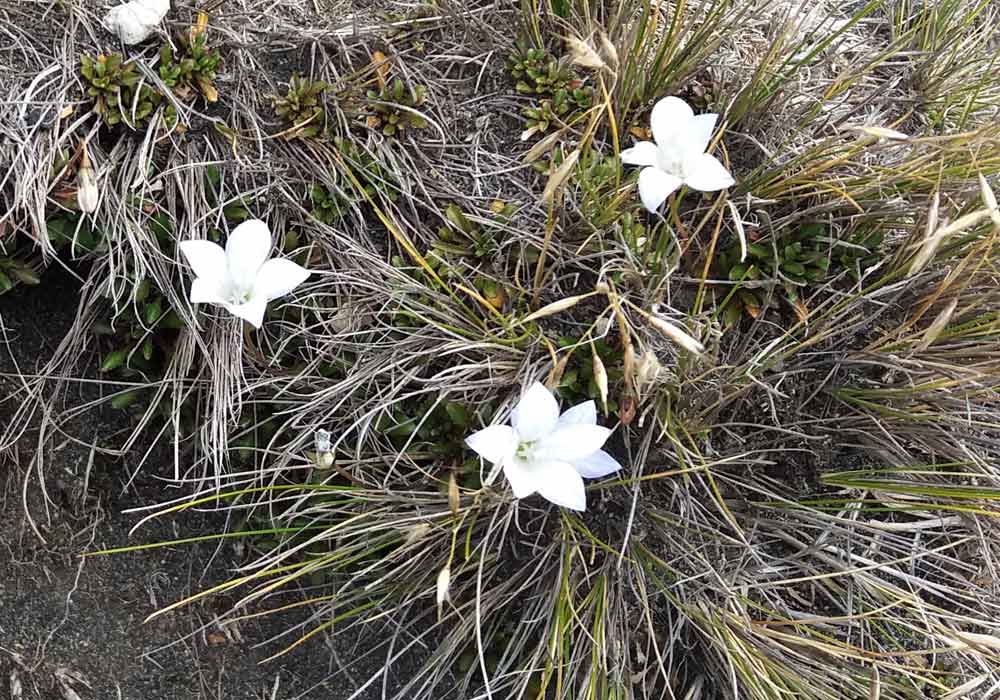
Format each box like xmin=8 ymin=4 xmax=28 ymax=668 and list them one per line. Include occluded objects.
xmin=598 ymin=31 xmax=619 ymax=70
xmin=857 ymin=125 xmax=909 ymax=141
xmin=448 ymin=472 xmax=460 ymax=516
xmin=943 ymin=631 xmax=1000 ymax=651
xmin=523 ymin=128 xmax=565 ymax=163
xmin=403 ymin=522 xmax=432 ymax=546
xmin=978 ymin=174 xmax=1000 ymax=227
xmin=522 ymin=293 xmax=588 ymax=323
xmin=917 ymin=298 xmax=958 ymax=351
xmin=909 ymin=208 xmax=993 ymax=276
xmin=727 ymin=200 xmax=747 ymax=262
xmin=594 ymin=315 xmax=611 ymax=337
xmin=648 ymin=316 xmax=705 ymax=354
xmin=623 ymin=344 xmax=636 ymax=395
xmin=565 ymin=35 xmax=606 ymax=71
xmin=542 ymin=149 xmax=580 ymax=205
xmin=591 ymin=346 xmax=608 ymax=413
xmin=635 ymin=351 xmax=662 ymax=387
xmin=546 ymin=352 xmax=572 ymax=390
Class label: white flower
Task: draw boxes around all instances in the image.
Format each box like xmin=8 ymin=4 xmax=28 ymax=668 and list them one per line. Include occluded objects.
xmin=103 ymin=0 xmax=170 ymax=45
xmin=178 ymin=219 xmax=311 ymax=329
xmin=464 ymin=382 xmax=622 ymax=511
xmin=620 ymin=96 xmax=734 ymax=213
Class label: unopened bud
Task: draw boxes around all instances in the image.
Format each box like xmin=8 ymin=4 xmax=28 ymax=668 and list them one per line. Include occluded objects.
xmin=436 ymin=565 xmax=451 ymax=618
xmin=77 ymin=164 xmax=99 ymax=213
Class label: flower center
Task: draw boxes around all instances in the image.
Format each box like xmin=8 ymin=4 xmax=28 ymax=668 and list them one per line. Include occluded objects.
xmin=656 ymin=145 xmax=686 ymax=178
xmin=515 ymin=440 xmax=539 ymax=463
xmin=223 ymin=281 xmax=253 ymax=305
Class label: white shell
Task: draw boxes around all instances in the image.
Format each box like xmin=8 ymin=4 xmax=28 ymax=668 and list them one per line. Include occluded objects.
xmin=103 ymin=0 xmax=170 ymax=45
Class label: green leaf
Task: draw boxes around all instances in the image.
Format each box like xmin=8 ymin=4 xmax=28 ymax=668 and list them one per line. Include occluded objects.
xmin=206 ymin=164 xmax=220 ymax=189
xmin=799 ymin=223 xmax=825 ymax=238
xmin=223 ymin=203 xmax=250 ymax=221
xmin=134 ymin=278 xmax=150 ymax=303
xmin=444 ymin=402 xmax=471 ymax=428
xmin=722 ymin=301 xmax=742 ymax=327
xmin=100 ymin=350 xmax=127 ymax=372
xmin=9 ymin=265 xmax=40 ymax=285
xmin=144 ymin=298 xmax=162 ymax=325
xmin=160 ymin=310 xmax=184 ymax=330
xmin=111 ymin=390 xmax=143 ymax=410
xmin=784 ymin=261 xmax=806 ymax=276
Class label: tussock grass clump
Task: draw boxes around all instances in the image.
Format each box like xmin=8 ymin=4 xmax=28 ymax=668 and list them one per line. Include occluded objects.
xmin=4 ymin=0 xmax=1000 ymax=699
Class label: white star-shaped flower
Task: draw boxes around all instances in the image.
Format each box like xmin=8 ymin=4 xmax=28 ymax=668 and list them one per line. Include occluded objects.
xmin=178 ymin=219 xmax=311 ymax=329
xmin=103 ymin=0 xmax=170 ymax=45
xmin=621 ymin=96 xmax=735 ymax=213
xmin=465 ymin=382 xmax=622 ymax=511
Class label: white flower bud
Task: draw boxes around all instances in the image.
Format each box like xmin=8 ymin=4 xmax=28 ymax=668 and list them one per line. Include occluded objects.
xmin=436 ymin=565 xmax=451 ymax=618
xmin=77 ymin=165 xmax=99 ymax=213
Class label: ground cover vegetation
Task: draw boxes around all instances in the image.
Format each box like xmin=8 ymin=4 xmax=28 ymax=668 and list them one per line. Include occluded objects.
xmin=2 ymin=0 xmax=1000 ymax=698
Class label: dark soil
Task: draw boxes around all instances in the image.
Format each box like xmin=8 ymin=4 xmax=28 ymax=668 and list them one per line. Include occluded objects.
xmin=0 ymin=267 xmax=390 ymax=700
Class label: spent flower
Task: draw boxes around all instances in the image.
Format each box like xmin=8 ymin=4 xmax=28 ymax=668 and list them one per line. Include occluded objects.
xmin=103 ymin=0 xmax=170 ymax=45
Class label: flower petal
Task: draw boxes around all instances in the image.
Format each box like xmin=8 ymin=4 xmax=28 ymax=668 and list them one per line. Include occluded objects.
xmin=104 ymin=0 xmax=166 ymax=45
xmin=650 ymin=96 xmax=694 ymax=148
xmin=253 ymin=258 xmax=311 ymax=302
xmin=638 ymin=167 xmax=682 ymax=213
xmin=189 ymin=277 xmax=226 ymax=305
xmin=559 ymin=400 xmax=597 ymax=426
xmin=511 ymin=381 xmax=560 ymax=442
xmin=573 ymin=449 xmax=622 ymax=479
xmin=223 ymin=296 xmax=268 ymax=328
xmin=503 ymin=459 xmax=539 ymax=499
xmin=225 ymin=219 xmax=272 ymax=290
xmin=465 ymin=425 xmax=518 ymax=465
xmin=620 ymin=141 xmax=659 ymax=168
xmin=682 ymin=153 xmax=735 ymax=192
xmin=179 ymin=240 xmax=227 ymax=283
xmin=536 ymin=424 xmax=612 ymax=462
xmin=687 ymin=113 xmax=719 ymax=155
xmin=533 ymin=461 xmax=587 ymax=511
